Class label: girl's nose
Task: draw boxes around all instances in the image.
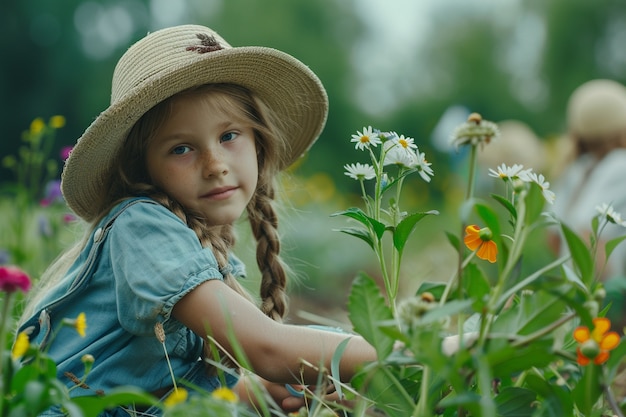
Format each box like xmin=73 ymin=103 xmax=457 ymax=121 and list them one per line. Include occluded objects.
xmin=201 ymin=149 xmax=228 ymax=177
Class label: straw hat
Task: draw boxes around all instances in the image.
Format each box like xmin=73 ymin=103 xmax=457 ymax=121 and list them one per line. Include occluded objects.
xmin=567 ymin=79 xmax=626 ymax=139
xmin=61 ymin=24 xmax=328 ymax=221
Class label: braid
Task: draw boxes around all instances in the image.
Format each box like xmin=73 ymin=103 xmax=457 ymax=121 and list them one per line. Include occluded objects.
xmin=248 ymin=182 xmax=289 ymax=322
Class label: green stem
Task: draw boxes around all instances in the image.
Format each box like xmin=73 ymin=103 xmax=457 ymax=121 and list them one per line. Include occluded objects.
xmin=439 ymin=253 xmax=476 ymax=306
xmin=413 ymin=365 xmax=432 ymax=417
xmin=465 ymin=145 xmax=478 ymax=201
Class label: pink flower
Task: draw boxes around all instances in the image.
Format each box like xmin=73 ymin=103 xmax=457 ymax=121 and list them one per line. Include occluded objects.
xmin=60 ymin=146 xmax=73 ymax=161
xmin=0 ymin=266 xmax=31 ymax=293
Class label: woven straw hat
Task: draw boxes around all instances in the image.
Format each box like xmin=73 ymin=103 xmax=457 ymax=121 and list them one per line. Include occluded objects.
xmin=567 ymin=79 xmax=626 ymax=139
xmin=62 ymin=24 xmax=328 ymax=221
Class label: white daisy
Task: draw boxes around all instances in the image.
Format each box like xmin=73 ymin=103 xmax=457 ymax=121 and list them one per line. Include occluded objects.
xmin=488 ymin=163 xmax=527 ymax=180
xmin=525 ymin=171 xmax=556 ymax=204
xmin=414 ymin=150 xmax=434 ymax=183
xmin=350 ymin=126 xmax=382 ymax=151
xmin=383 ymin=140 xmax=416 ymax=168
xmin=596 ymin=203 xmax=626 ymax=227
xmin=397 ymin=135 xmax=418 ymax=150
xmin=344 ymin=162 xmax=376 ymax=181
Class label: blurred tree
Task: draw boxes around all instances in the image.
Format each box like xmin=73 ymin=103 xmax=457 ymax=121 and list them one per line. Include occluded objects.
xmin=0 ymin=0 xmax=367 ymax=194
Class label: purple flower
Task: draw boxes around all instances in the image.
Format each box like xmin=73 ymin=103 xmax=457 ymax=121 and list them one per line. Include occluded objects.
xmin=40 ymin=180 xmax=63 ymax=206
xmin=38 ymin=215 xmax=52 ymax=237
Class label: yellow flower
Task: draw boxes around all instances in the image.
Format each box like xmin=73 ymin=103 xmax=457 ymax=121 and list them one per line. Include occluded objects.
xmin=30 ymin=118 xmax=45 ymax=135
xmin=211 ymin=387 xmax=238 ymax=403
xmin=164 ymin=388 xmax=188 ymax=407
xmin=573 ymin=317 xmax=620 ymax=366
xmin=49 ymin=115 xmax=66 ymax=129
xmin=463 ymin=225 xmax=497 ymax=263
xmin=63 ymin=313 xmax=87 ymax=337
xmin=12 ymin=331 xmax=30 ymax=360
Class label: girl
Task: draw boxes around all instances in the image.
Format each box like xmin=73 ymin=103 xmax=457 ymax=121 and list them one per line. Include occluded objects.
xmin=17 ymin=25 xmax=376 ymax=415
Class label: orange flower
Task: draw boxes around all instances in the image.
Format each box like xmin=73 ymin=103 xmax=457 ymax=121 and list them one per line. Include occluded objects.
xmin=463 ymin=225 xmax=497 ymax=263
xmin=573 ymin=317 xmax=620 ymax=365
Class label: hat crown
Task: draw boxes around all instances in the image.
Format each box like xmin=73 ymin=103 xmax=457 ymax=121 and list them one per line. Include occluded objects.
xmin=111 ymin=25 xmax=232 ymax=105
xmin=567 ymin=79 xmax=626 ymax=138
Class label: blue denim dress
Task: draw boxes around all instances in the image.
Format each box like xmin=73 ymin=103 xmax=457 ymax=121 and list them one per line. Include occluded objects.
xmin=18 ymin=197 xmax=242 ymax=416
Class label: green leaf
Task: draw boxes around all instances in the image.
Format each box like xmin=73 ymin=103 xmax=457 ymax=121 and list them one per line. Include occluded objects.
xmin=333 ymin=227 xmax=374 ymax=249
xmin=560 ymin=222 xmax=594 ymax=286
xmin=420 ymin=299 xmax=474 ymax=325
xmin=445 ymin=230 xmax=461 ymax=251
xmin=330 ymin=338 xmax=351 ymax=400
xmin=491 ymin=193 xmax=517 ymax=220
xmin=415 ymin=281 xmax=447 ymax=300
xmin=605 ymin=234 xmax=626 ymax=261
xmin=485 ymin=338 xmax=554 ymax=377
xmin=331 ymin=207 xmax=386 ymax=239
xmin=463 ymin=262 xmax=490 ymax=309
xmin=524 ymin=182 xmax=546 ymax=225
xmin=71 ymin=387 xmax=157 ymax=417
xmin=494 ymin=387 xmax=537 ymax=417
xmin=392 ymin=210 xmax=438 ymax=252
xmin=524 ymin=373 xmax=573 ymax=417
xmin=348 ymin=273 xmax=395 ymax=358
xmin=351 ymin=365 xmax=416 ymax=417
xmin=492 ymin=290 xmax=565 ymax=335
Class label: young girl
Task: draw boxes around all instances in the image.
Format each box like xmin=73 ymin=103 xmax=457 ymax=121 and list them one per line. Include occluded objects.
xmin=17 ymin=24 xmax=377 ymax=415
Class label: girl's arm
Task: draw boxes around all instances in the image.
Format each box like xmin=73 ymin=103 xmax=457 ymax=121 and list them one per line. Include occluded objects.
xmin=172 ymin=279 xmax=377 ymax=384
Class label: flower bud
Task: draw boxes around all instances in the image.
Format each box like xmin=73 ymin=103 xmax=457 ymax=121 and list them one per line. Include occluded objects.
xmin=478 ymin=227 xmax=493 ymax=241
xmin=583 ymin=300 xmax=599 ymax=318
xmin=580 ymin=339 xmax=600 ymax=359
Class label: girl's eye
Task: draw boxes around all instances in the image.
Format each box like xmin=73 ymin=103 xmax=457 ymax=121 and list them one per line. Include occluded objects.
xmin=221 ymin=132 xmax=238 ymax=143
xmin=172 ymin=145 xmax=191 ymax=155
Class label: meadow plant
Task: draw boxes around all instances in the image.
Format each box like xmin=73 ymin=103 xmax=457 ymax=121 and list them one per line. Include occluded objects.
xmin=4 ymin=113 xmax=626 ymax=417
xmin=334 ymin=113 xmax=626 ymax=416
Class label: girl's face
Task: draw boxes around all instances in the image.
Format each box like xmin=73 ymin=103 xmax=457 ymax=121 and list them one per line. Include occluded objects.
xmin=146 ymin=92 xmax=258 ymax=226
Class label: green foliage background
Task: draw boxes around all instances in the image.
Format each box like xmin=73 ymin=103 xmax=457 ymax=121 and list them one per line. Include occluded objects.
xmin=2 ymin=0 xmax=626 ymax=321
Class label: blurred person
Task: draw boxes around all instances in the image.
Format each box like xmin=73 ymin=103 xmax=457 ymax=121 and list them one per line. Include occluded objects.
xmin=550 ymin=79 xmax=626 ymax=330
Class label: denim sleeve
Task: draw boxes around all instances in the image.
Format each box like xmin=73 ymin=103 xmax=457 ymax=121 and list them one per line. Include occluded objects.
xmin=107 ymin=201 xmax=224 ymax=335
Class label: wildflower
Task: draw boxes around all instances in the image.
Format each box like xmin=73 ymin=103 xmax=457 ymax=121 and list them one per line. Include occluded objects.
xmin=0 ymin=265 xmax=31 ymax=293
xmin=397 ymin=134 xmax=417 ymax=150
xmin=344 ymin=162 xmax=376 ymax=181
xmin=573 ymin=317 xmax=620 ymax=365
xmin=63 ymin=312 xmax=87 ymax=337
xmin=164 ymin=388 xmax=188 ymax=407
xmin=463 ymin=225 xmax=497 ymax=263
xmin=596 ymin=203 xmax=626 ymax=227
xmin=451 ymin=113 xmax=500 ymax=149
xmin=488 ymin=163 xmax=529 ymax=181
xmin=82 ymin=354 xmax=95 ymax=374
xmin=211 ymin=387 xmax=238 ymax=403
xmin=383 ymin=139 xmax=416 ymax=168
xmin=414 ymin=150 xmax=434 ymax=182
xmin=524 ymin=171 xmax=556 ymax=204
xmin=38 ymin=215 xmax=53 ymax=237
xmin=40 ymin=180 xmax=64 ymax=206
xmin=63 ymin=213 xmax=77 ymax=224
xmin=12 ymin=331 xmax=30 ymax=360
xmin=350 ymin=126 xmax=382 ymax=150
xmin=30 ymin=118 xmax=45 ymax=135
xmin=49 ymin=115 xmax=66 ymax=129
xmin=60 ymin=146 xmax=73 ymax=161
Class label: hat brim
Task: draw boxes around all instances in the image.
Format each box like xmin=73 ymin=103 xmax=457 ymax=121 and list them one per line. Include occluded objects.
xmin=62 ymin=46 xmax=328 ymax=221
